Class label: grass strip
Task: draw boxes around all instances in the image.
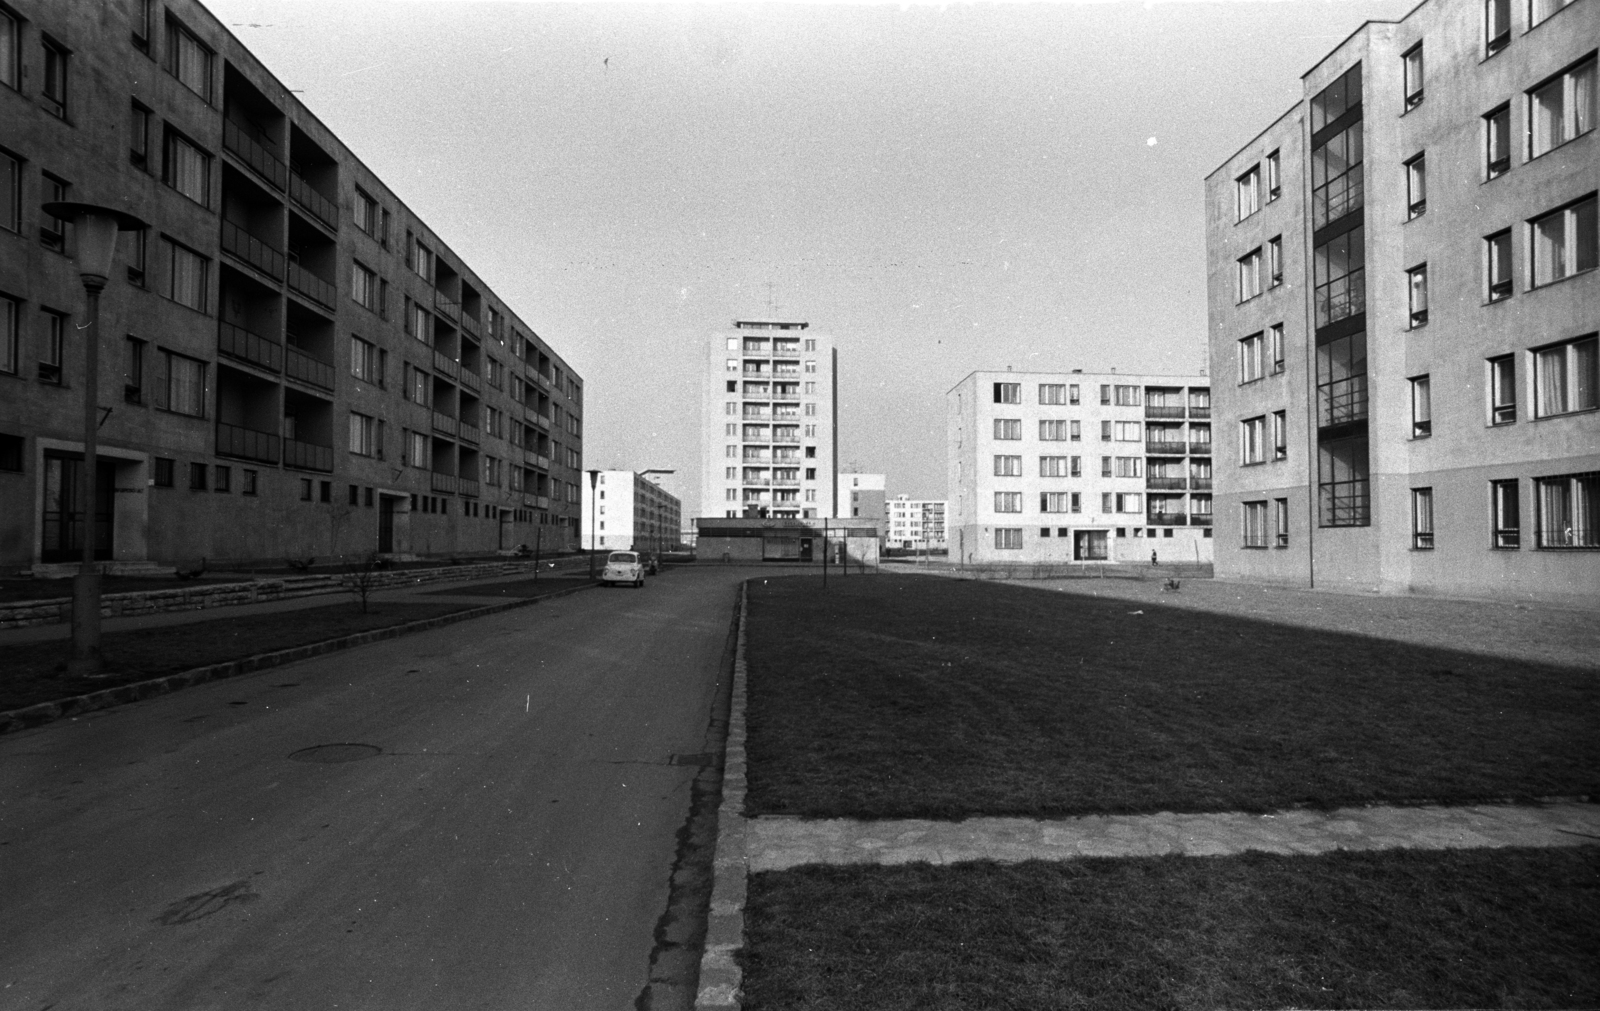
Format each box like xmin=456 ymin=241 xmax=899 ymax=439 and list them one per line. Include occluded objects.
xmin=741 ymin=845 xmax=1600 ymax=1011
xmin=0 ymin=601 xmax=471 ymax=711
xmin=423 ymin=577 xmax=594 ymax=598
xmin=746 ymin=577 xmax=1598 ymax=818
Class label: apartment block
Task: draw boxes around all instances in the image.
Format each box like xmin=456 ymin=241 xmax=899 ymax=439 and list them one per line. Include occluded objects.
xmin=836 ymin=472 xmax=885 ymax=530
xmin=1206 ymin=0 xmax=1597 ymax=601
xmin=700 ymin=320 xmax=836 ymax=520
xmin=581 ymin=470 xmax=682 ymax=554
xmin=0 ymin=0 xmax=584 ymax=572
xmin=887 ymin=495 xmax=947 ymax=550
xmin=947 ymin=370 xmax=1214 ymax=564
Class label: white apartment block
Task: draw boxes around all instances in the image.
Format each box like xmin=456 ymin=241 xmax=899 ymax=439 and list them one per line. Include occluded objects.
xmin=948 ymin=371 xmax=1214 ymax=564
xmin=887 ymin=495 xmax=948 ymax=549
xmin=582 ymin=470 xmax=682 ymax=552
xmin=700 ymin=321 xmax=837 ymax=520
xmin=836 ymin=472 xmax=886 ymax=522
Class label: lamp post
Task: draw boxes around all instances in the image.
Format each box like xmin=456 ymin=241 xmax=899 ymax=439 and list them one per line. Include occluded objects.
xmin=43 ymin=202 xmax=147 ymax=677
xmin=587 ymin=469 xmax=600 ymax=580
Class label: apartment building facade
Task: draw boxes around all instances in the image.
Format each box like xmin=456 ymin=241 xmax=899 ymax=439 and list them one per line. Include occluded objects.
xmin=700 ymin=320 xmax=837 ymax=520
xmin=1206 ymin=0 xmax=1597 ymax=601
xmin=887 ymin=495 xmax=948 ymax=550
xmin=836 ymin=472 xmax=886 ymax=535
xmin=0 ymin=0 xmax=584 ymax=572
xmin=947 ymin=370 xmax=1214 ymax=565
xmin=581 ymin=470 xmax=682 ymax=554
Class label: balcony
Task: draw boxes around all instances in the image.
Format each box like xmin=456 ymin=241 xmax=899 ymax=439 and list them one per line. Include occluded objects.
xmin=289 ymin=172 xmax=337 ymax=230
xmin=1147 ymin=512 xmax=1189 ymax=526
xmin=430 ymin=472 xmax=458 ymax=494
xmin=1145 ymin=405 xmax=1186 ymax=420
xmin=432 ymin=410 xmax=459 ymax=437
xmin=459 ymin=367 xmax=481 ymax=393
xmin=771 ymin=479 xmax=800 ymax=488
xmin=218 ymin=321 xmax=282 ymax=372
xmin=1190 ymin=478 xmax=1213 ymax=491
xmin=535 ymin=495 xmax=551 ymax=510
xmin=433 ymin=292 xmax=460 ymax=324
xmin=216 ymin=421 xmax=280 ymax=463
xmin=285 ymin=345 xmax=334 ymax=390
xmin=1190 ymin=513 xmax=1214 ymax=527
xmin=283 ymin=438 xmax=333 ymax=472
xmin=1146 ymin=477 xmax=1187 ymax=491
xmin=458 ymin=478 xmax=480 ymax=498
xmin=221 ymin=220 xmax=285 ymax=281
xmin=460 ymin=312 xmax=480 ymax=339
xmin=1146 ymin=440 xmax=1188 ymax=455
xmin=287 ymin=262 xmax=335 ymax=308
xmin=432 ymin=350 xmax=459 ymax=381
xmin=532 ymin=412 xmax=552 ymax=431
xmin=1190 ymin=441 xmax=1212 ymax=456
xmin=1188 ymin=406 xmax=1211 ymax=419
xmin=222 ymin=119 xmax=287 ymax=191
xmin=458 ymin=422 xmax=480 ymax=444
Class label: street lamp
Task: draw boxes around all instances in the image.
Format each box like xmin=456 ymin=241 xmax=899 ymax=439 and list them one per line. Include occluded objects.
xmin=43 ymin=201 xmax=148 ymax=677
xmin=587 ymin=469 xmax=600 ymax=580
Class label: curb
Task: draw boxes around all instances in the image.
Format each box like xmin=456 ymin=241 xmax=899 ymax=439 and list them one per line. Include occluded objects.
xmin=696 ymin=581 xmax=749 ymax=1010
xmin=0 ymin=581 xmax=594 ymax=736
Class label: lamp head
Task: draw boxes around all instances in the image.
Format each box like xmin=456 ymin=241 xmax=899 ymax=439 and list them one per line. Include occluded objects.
xmin=41 ymin=202 xmax=147 ymax=286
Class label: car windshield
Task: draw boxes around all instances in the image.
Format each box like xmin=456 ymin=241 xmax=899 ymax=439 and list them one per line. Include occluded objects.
xmin=608 ymin=552 xmax=638 ymax=563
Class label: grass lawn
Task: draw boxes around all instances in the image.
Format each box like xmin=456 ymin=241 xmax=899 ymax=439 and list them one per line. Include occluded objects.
xmin=0 ymin=576 xmax=255 ymax=604
xmin=424 ymin=576 xmax=594 ymax=598
xmin=0 ymin=601 xmax=471 ymax=711
xmin=745 ymin=577 xmax=1598 ymax=819
xmin=740 ymin=846 xmax=1600 ymax=1011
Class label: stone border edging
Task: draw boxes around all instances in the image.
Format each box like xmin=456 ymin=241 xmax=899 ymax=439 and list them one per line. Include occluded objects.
xmin=0 ymin=582 xmax=593 ymax=736
xmin=696 ymin=580 xmax=749 ymax=1010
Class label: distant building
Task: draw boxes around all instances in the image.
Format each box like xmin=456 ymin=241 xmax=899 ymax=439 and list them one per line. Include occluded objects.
xmin=948 ymin=370 xmax=1214 ymax=564
xmin=700 ymin=321 xmax=837 ymax=521
xmin=582 ymin=471 xmax=681 ymax=553
xmin=1205 ymin=0 xmax=1597 ymax=601
xmin=694 ymin=516 xmax=879 ymax=565
xmin=836 ymin=473 xmax=886 ymax=538
xmin=887 ymin=495 xmax=947 ymax=550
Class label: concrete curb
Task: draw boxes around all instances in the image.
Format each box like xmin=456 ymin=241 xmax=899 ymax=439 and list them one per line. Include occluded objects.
xmin=696 ymin=581 xmax=749 ymax=1010
xmin=0 ymin=581 xmax=593 ymax=736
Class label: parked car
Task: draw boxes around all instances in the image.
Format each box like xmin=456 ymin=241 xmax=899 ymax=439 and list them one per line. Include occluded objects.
xmin=601 ymin=551 xmax=645 ymax=588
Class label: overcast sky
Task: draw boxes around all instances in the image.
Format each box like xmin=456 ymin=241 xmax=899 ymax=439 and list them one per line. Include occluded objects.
xmin=206 ymin=0 xmax=1416 ymax=513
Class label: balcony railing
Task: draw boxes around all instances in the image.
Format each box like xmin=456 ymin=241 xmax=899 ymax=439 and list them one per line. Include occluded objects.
xmin=459 ymin=367 xmax=481 ymax=393
xmin=460 ymin=312 xmax=480 ymax=339
xmin=216 ymin=421 xmax=280 ymax=463
xmin=221 ymin=219 xmax=285 ymax=280
xmin=458 ymin=478 xmax=480 ymax=498
xmin=287 ymin=262 xmax=335 ymax=308
xmin=1190 ymin=442 xmax=1212 ymax=456
xmin=430 ymin=472 xmax=458 ymax=494
xmin=1188 ymin=406 xmax=1211 ymax=419
xmin=283 ymin=438 xmax=333 ymax=472
xmin=1146 ymin=440 xmax=1188 ymax=455
xmin=458 ymin=422 xmax=480 ymax=444
xmin=1147 ymin=512 xmax=1189 ymax=526
xmin=1190 ymin=477 xmax=1213 ymax=491
xmin=432 ymin=411 xmax=459 ymax=437
xmin=1146 ymin=477 xmax=1187 ymax=490
xmin=1190 ymin=513 xmax=1214 ymax=526
xmin=289 ymin=172 xmax=338 ymax=230
xmin=771 ymin=479 xmax=800 ymax=488
xmin=432 ymin=350 xmax=459 ymax=380
xmin=433 ymin=292 xmax=460 ymax=323
xmin=534 ymin=495 xmax=550 ymax=510
xmin=222 ymin=119 xmax=287 ymax=191
xmin=218 ymin=321 xmax=282 ymax=372
xmin=284 ymin=345 xmax=334 ymax=390
xmin=1318 ymin=375 xmax=1369 ymax=429
xmin=1144 ymin=405 xmax=1186 ymax=419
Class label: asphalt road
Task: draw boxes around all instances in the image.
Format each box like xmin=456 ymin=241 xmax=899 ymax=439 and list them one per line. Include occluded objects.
xmin=0 ymin=565 xmax=756 ymax=1010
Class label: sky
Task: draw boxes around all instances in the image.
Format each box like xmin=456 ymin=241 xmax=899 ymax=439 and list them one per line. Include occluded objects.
xmin=205 ymin=0 xmax=1418 ymax=513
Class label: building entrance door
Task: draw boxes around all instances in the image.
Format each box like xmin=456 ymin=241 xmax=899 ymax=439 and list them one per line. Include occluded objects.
xmin=41 ymin=453 xmax=115 ymax=563
xmin=378 ymin=496 xmax=397 ymax=554
xmin=1073 ymin=530 xmax=1108 ymax=561
xmin=798 ymin=537 xmax=813 ymax=562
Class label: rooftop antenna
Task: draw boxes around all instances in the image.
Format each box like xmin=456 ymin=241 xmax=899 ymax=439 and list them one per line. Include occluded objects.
xmin=765 ymin=281 xmax=779 ymax=315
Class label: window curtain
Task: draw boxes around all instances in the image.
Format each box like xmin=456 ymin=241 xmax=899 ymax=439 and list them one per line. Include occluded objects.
xmin=1537 ymin=347 xmax=1568 ymax=415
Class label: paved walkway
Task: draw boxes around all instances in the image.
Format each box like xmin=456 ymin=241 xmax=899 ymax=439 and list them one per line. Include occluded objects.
xmin=744 ymin=802 xmax=1600 ymax=871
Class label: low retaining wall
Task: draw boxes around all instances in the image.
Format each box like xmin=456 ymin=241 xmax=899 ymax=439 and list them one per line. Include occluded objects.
xmin=0 ymin=557 xmax=590 ymax=630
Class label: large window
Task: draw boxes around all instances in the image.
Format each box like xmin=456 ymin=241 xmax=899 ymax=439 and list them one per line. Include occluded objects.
xmin=165 ymin=352 xmax=205 ymax=417
xmin=1489 ymin=354 xmax=1517 ymax=424
xmin=1319 ymin=437 xmax=1371 ymax=527
xmin=1485 ymin=104 xmax=1511 ymax=179
xmin=1486 ymin=230 xmax=1513 ymax=301
xmin=1492 ymin=479 xmax=1520 ymax=548
xmin=1534 ymin=334 xmax=1598 ymax=417
xmin=1535 ymin=472 xmax=1597 ymax=548
xmin=1243 ymin=501 xmax=1268 ymax=548
xmin=164 ymin=239 xmax=208 ymax=312
xmin=1529 ymin=56 xmax=1595 ymax=158
xmin=39 ymin=310 xmax=63 ymax=384
xmin=1041 ymin=493 xmax=1071 ymax=514
xmin=1407 ymin=264 xmax=1429 ymax=328
xmin=1240 ymin=416 xmax=1265 ymax=464
xmin=1039 ymin=420 xmax=1070 ymax=441
xmin=1115 ymin=422 xmax=1142 ymax=442
xmin=1274 ymin=498 xmax=1290 ymax=547
xmin=0 ymin=295 xmax=15 ymax=375
xmin=1405 ymin=154 xmax=1426 ymax=218
xmin=1486 ymin=0 xmax=1510 ymax=55
xmin=1239 ymin=332 xmax=1264 ymax=383
xmin=166 ymin=19 xmax=213 ymax=102
xmin=1402 ymin=44 xmax=1424 ymax=110
xmin=993 ymin=382 xmax=1020 ymax=404
xmin=348 ymin=412 xmax=383 ymax=458
xmin=1114 ymin=385 xmax=1142 ymax=407
xmin=1411 ymin=488 xmax=1434 ymax=549
xmin=41 ymin=36 xmax=68 ymax=118
xmin=352 ymin=261 xmax=377 ymax=310
xmin=1316 ymin=331 xmax=1368 ymax=427
xmin=130 ymin=102 xmax=151 ymax=171
xmin=994 ymin=528 xmax=1023 ymax=550
xmin=1269 ymin=324 xmax=1285 ymax=374
xmin=350 ymin=335 xmax=385 ymax=386
xmin=1039 ymin=383 xmax=1068 ymax=405
xmin=163 ymin=130 xmax=209 ymax=206
xmin=1314 ymin=226 xmax=1365 ymax=328
xmin=1266 ymin=150 xmax=1281 ymax=201
xmin=1311 ymin=124 xmax=1363 ymax=229
xmin=994 ymin=492 xmax=1022 ymax=513
xmin=993 ymin=418 xmax=1021 ymax=440
xmin=1410 ymin=376 xmax=1432 ymax=438
xmin=1114 ymin=457 xmax=1143 ymax=478
xmin=1272 ymin=410 xmax=1288 ymax=459
xmin=1531 ymin=195 xmax=1597 ymax=286
xmin=0 ymin=150 xmax=17 ymax=233
xmin=1237 ymin=248 xmax=1262 ymax=303
xmin=354 ymin=188 xmax=380 ymax=237
xmin=1040 ymin=456 xmax=1070 ymax=477
xmin=40 ymin=174 xmax=70 ymax=253
xmin=1236 ymin=164 xmax=1260 ymax=222
xmin=1310 ymin=63 xmax=1361 ymax=133
xmin=1 ymin=9 xmax=18 ymax=89
xmin=993 ymin=455 xmax=1021 ymax=477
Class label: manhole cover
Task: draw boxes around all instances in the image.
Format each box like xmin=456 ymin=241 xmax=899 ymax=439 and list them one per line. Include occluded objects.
xmin=288 ymin=743 xmax=383 ymax=764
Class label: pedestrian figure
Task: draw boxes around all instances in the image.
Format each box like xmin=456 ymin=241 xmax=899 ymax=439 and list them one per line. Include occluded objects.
xmin=1150 ymin=549 xmax=1158 ymax=566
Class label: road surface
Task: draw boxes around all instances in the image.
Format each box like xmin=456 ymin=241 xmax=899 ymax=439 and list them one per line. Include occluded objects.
xmin=0 ymin=565 xmax=755 ymax=1010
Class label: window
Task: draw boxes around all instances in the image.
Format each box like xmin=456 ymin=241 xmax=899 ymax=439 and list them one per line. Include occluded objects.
xmin=350 ymin=335 xmax=385 ymax=386
xmin=1039 ymin=383 xmax=1067 ymax=405
xmin=0 ymin=294 xmax=15 ymax=375
xmin=993 ymin=455 xmax=1021 ymax=477
xmin=242 ymin=468 xmax=257 ymax=496
xmin=1071 ymin=456 xmax=1082 ymax=477
xmin=1268 ymin=236 xmax=1283 ymax=287
xmin=130 ymin=102 xmax=151 ymax=170
xmin=153 ymin=458 xmax=174 ymax=487
xmin=1316 ymin=331 xmax=1368 ymax=427
xmin=1529 ymin=56 xmax=1595 ymax=158
xmin=38 ymin=310 xmax=63 ymax=384
xmin=320 ymin=481 xmax=332 ymax=504
xmin=1313 ymin=225 xmax=1365 ymax=328
xmin=1114 ymin=385 xmax=1141 ymax=407
xmin=1114 ymin=457 xmax=1143 ymax=479
xmin=1266 ymin=150 xmax=1281 ymax=201
xmin=1272 ymin=410 xmax=1288 ymax=458
xmin=405 ymin=430 xmax=428 ymax=468
xmin=1485 ymin=104 xmax=1511 ymax=179
xmin=162 ymin=130 xmax=210 ymax=206
xmin=40 ymin=174 xmax=70 ymax=253
xmin=1239 ymin=332 xmax=1264 ymax=383
xmin=354 ymin=189 xmax=380 ymax=237
xmin=993 ymin=382 xmax=1020 ymax=404
xmin=1115 ymin=422 xmax=1142 ymax=442
xmin=0 ymin=150 xmax=18 ymax=234
xmin=1236 ymin=164 xmax=1260 ymax=221
xmin=1489 ymin=355 xmax=1517 ymax=424
xmin=125 ymin=336 xmax=144 ymax=403
xmin=1269 ymin=324 xmax=1285 ymax=374
xmin=41 ymin=36 xmax=68 ymax=118
xmin=1101 ymin=420 xmax=1112 ymax=441
xmin=164 ymin=239 xmax=208 ymax=312
xmin=1492 ymin=479 xmax=1520 ymax=548
xmin=1039 ymin=421 xmax=1070 ymax=441
xmin=1410 ymin=376 xmax=1432 ymax=437
xmin=1101 ymin=456 xmax=1113 ymax=478
xmin=1407 ymin=264 xmax=1429 ymax=327
xmin=1405 ymin=155 xmax=1426 ymax=218
xmin=214 ymin=465 xmax=230 ymax=493
xmin=1484 ymin=0 xmax=1511 ymax=54
xmin=1241 ymin=416 xmax=1265 ymax=464
xmin=1531 ymin=195 xmax=1598 ymax=287
xmin=1311 ymin=122 xmax=1363 ymax=230
xmin=1237 ymin=248 xmax=1262 ymax=302
xmin=300 ymin=477 xmax=313 ymax=501
xmin=1100 ymin=384 xmax=1111 ymax=405
xmin=1070 ymin=420 xmax=1081 ymax=441
xmin=165 ymin=352 xmax=205 ymax=416
xmin=1532 ymin=0 xmax=1578 ymax=24
xmin=1116 ymin=493 xmax=1142 ymax=513
xmin=993 ymin=418 xmax=1021 ymax=440
xmin=1486 ymin=230 xmax=1513 ymax=301
xmin=0 ymin=9 xmax=17 ymax=89
xmin=995 ymin=528 xmax=1023 ymax=550
xmin=994 ymin=492 xmax=1022 ymax=513
xmin=131 ymin=0 xmax=152 ymax=49
xmin=166 ymin=19 xmax=213 ymax=102
xmin=413 ymin=240 xmax=433 ymax=283
xmin=1040 ymin=456 xmax=1070 ymax=477
xmin=1534 ymin=335 xmax=1598 ymax=417
xmin=351 ymin=261 xmax=378 ymax=310
xmin=1312 ymin=62 xmax=1363 ymax=132
xmin=1274 ymin=498 xmax=1290 ymax=547
xmin=189 ymin=461 xmax=207 ymax=491
xmin=1411 ymin=488 xmax=1434 ymax=548
xmin=126 ymin=227 xmax=148 ymax=287
xmin=1402 ymin=44 xmax=1424 ymax=110
xmin=1243 ymin=501 xmax=1268 ymax=548
xmin=1069 ymin=384 xmax=1080 ymax=405
xmin=349 ymin=412 xmax=382 ymax=458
